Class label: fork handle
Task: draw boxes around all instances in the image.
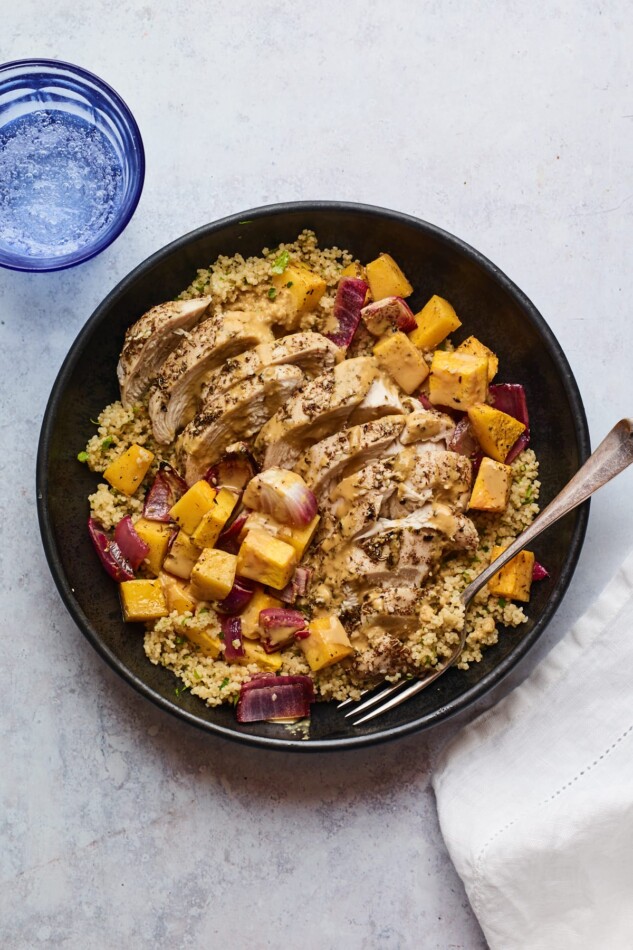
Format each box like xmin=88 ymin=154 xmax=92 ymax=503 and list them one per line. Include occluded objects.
xmin=461 ymin=418 xmax=633 ymax=605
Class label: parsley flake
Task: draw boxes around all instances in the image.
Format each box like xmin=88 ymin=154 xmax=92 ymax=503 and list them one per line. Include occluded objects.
xmin=219 ymin=677 xmax=230 ymax=690
xmin=271 ymin=249 xmax=290 ymax=274
xmin=101 ymin=436 xmax=115 ymax=450
xmin=498 ymin=598 xmax=507 ymax=608
xmin=77 ymin=451 xmax=89 ymax=463
xmin=267 ymin=287 xmax=277 ymax=300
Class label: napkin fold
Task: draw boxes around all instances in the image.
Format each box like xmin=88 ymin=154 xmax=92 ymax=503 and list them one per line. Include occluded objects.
xmin=432 ymin=550 xmax=633 ymax=950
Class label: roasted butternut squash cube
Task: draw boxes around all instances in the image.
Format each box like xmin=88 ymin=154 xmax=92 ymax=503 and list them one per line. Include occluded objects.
xmin=468 ymin=458 xmax=513 ymax=513
xmin=240 ymin=512 xmax=321 ymax=561
xmin=190 ymin=548 xmax=237 ymax=601
xmin=162 ymin=531 xmax=200 ymax=580
xmin=191 ymin=488 xmax=237 ymax=548
xmin=467 ymin=403 xmax=526 ymax=463
xmin=236 ymin=529 xmax=298 ymax=590
xmin=409 ymin=295 xmax=462 ymax=350
xmin=119 ymin=579 xmax=168 ymax=622
xmin=233 ymin=639 xmax=283 ymax=671
xmin=176 ymin=619 xmax=222 ymax=658
xmin=238 ymin=588 xmax=283 ymax=639
xmin=365 ymin=253 xmax=413 ymax=301
xmin=341 ymin=262 xmax=366 ymax=281
xmin=159 ymin=572 xmax=198 ymax=614
xmin=133 ymin=519 xmax=173 ymax=575
xmin=272 ymin=263 xmax=326 ymax=314
xmin=103 ymin=444 xmax=154 ymax=496
xmin=428 ymin=351 xmax=489 ymax=410
xmin=299 ymin=615 xmax=355 ymax=671
xmin=488 ymin=545 xmax=535 ymax=603
xmin=456 ymin=335 xmax=499 ymax=382
xmin=373 ymin=331 xmax=430 ymax=394
xmin=169 ymin=480 xmax=217 ymax=535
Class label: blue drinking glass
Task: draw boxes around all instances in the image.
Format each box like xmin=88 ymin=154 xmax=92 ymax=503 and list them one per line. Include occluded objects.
xmin=0 ymin=59 xmax=145 ymax=272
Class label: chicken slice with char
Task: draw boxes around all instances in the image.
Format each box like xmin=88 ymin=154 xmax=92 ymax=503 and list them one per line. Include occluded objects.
xmin=338 ymin=505 xmax=478 ymax=588
xmin=293 ymin=415 xmax=407 ymax=496
xmin=178 ymin=365 xmax=306 ymax=483
xmin=347 ymin=372 xmax=411 ymax=426
xmin=117 ymin=296 xmax=212 ymax=407
xmin=381 ymin=447 xmax=472 ymax=519
xmin=199 ymin=331 xmax=341 ymax=404
xmin=254 ymin=357 xmax=384 ymax=470
xmin=148 ymin=310 xmax=274 ymax=443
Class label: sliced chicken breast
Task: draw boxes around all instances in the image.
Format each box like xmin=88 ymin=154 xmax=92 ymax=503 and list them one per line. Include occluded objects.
xmin=199 ymin=331 xmax=341 ymax=404
xmin=293 ymin=415 xmax=407 ymax=496
xmin=148 ymin=310 xmax=274 ymax=443
xmin=117 ymin=296 xmax=212 ymax=407
xmin=178 ymin=365 xmax=305 ymax=483
xmin=347 ymin=372 xmax=410 ymax=426
xmin=254 ymin=357 xmax=380 ymax=470
xmin=338 ymin=506 xmax=478 ymax=588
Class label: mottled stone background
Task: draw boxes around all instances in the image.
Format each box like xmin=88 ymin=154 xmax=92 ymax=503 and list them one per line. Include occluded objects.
xmin=1 ymin=2 xmax=632 ymax=947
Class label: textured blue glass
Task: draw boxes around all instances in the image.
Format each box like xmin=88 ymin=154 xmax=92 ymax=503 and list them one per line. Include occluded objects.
xmin=0 ymin=59 xmax=144 ymax=272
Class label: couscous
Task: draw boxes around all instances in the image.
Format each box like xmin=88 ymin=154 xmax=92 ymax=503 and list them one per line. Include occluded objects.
xmin=80 ymin=231 xmax=541 ymax=720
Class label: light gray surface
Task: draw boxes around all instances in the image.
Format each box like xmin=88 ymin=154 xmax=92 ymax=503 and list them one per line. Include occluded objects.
xmin=1 ymin=3 xmax=632 ymax=948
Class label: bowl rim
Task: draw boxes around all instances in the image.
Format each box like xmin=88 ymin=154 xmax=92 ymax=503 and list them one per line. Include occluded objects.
xmin=0 ymin=57 xmax=145 ymax=273
xmin=36 ymin=200 xmax=591 ymax=751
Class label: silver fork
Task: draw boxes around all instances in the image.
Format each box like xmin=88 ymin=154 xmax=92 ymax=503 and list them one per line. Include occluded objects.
xmin=341 ymin=418 xmax=633 ymax=726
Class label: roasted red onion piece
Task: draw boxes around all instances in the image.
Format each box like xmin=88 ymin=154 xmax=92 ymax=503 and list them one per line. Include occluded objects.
xmin=447 ymin=418 xmax=481 ymax=458
xmin=143 ymin=463 xmax=187 ymax=522
xmin=259 ymin=607 xmax=308 ymax=653
xmin=236 ymin=674 xmax=315 ymax=722
xmin=221 ymin=616 xmax=245 ymax=660
xmin=215 ymin=509 xmax=250 ymax=554
xmin=215 ymin=577 xmax=256 ymax=615
xmin=360 ymin=296 xmax=417 ymax=336
xmin=277 ymin=566 xmax=313 ymax=604
xmin=325 ymin=277 xmax=368 ymax=349
xmin=242 ymin=469 xmax=317 ymax=528
xmin=489 ymin=383 xmax=530 ymax=463
xmin=113 ymin=516 xmax=149 ymax=570
xmin=532 ymin=561 xmax=550 ymax=581
xmin=203 ymin=445 xmax=258 ymax=492
xmin=87 ymin=518 xmax=135 ymax=582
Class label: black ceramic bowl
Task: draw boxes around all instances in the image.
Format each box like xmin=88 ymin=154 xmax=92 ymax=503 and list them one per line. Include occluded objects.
xmin=37 ymin=201 xmax=590 ymax=751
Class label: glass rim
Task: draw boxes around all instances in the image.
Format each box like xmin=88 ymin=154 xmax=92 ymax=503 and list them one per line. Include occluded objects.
xmin=0 ymin=58 xmax=145 ymax=273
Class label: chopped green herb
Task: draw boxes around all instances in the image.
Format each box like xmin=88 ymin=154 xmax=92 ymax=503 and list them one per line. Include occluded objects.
xmin=498 ymin=598 xmax=507 ymax=608
xmin=77 ymin=451 xmax=89 ymax=463
xmin=198 ymin=607 xmax=209 ymax=615
xmin=267 ymin=287 xmax=277 ymax=300
xmin=193 ymin=669 xmax=202 ymax=681
xmin=174 ymin=636 xmax=186 ymax=645
xmin=238 ymin=219 xmax=252 ymax=225
xmin=522 ymin=487 xmax=534 ymax=505
xmin=90 ymin=417 xmax=100 ymax=425
xmin=174 ymin=684 xmax=190 ymax=697
xmin=219 ymin=677 xmax=230 ymax=690
xmin=271 ymin=249 xmax=290 ymax=274
xmin=101 ymin=436 xmax=115 ymax=450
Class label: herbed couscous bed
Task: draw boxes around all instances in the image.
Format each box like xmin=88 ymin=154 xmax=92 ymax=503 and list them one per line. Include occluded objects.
xmin=81 ymin=230 xmax=541 ymax=719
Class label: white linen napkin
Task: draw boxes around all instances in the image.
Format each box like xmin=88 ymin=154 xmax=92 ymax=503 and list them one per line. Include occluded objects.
xmin=432 ymin=549 xmax=633 ymax=950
